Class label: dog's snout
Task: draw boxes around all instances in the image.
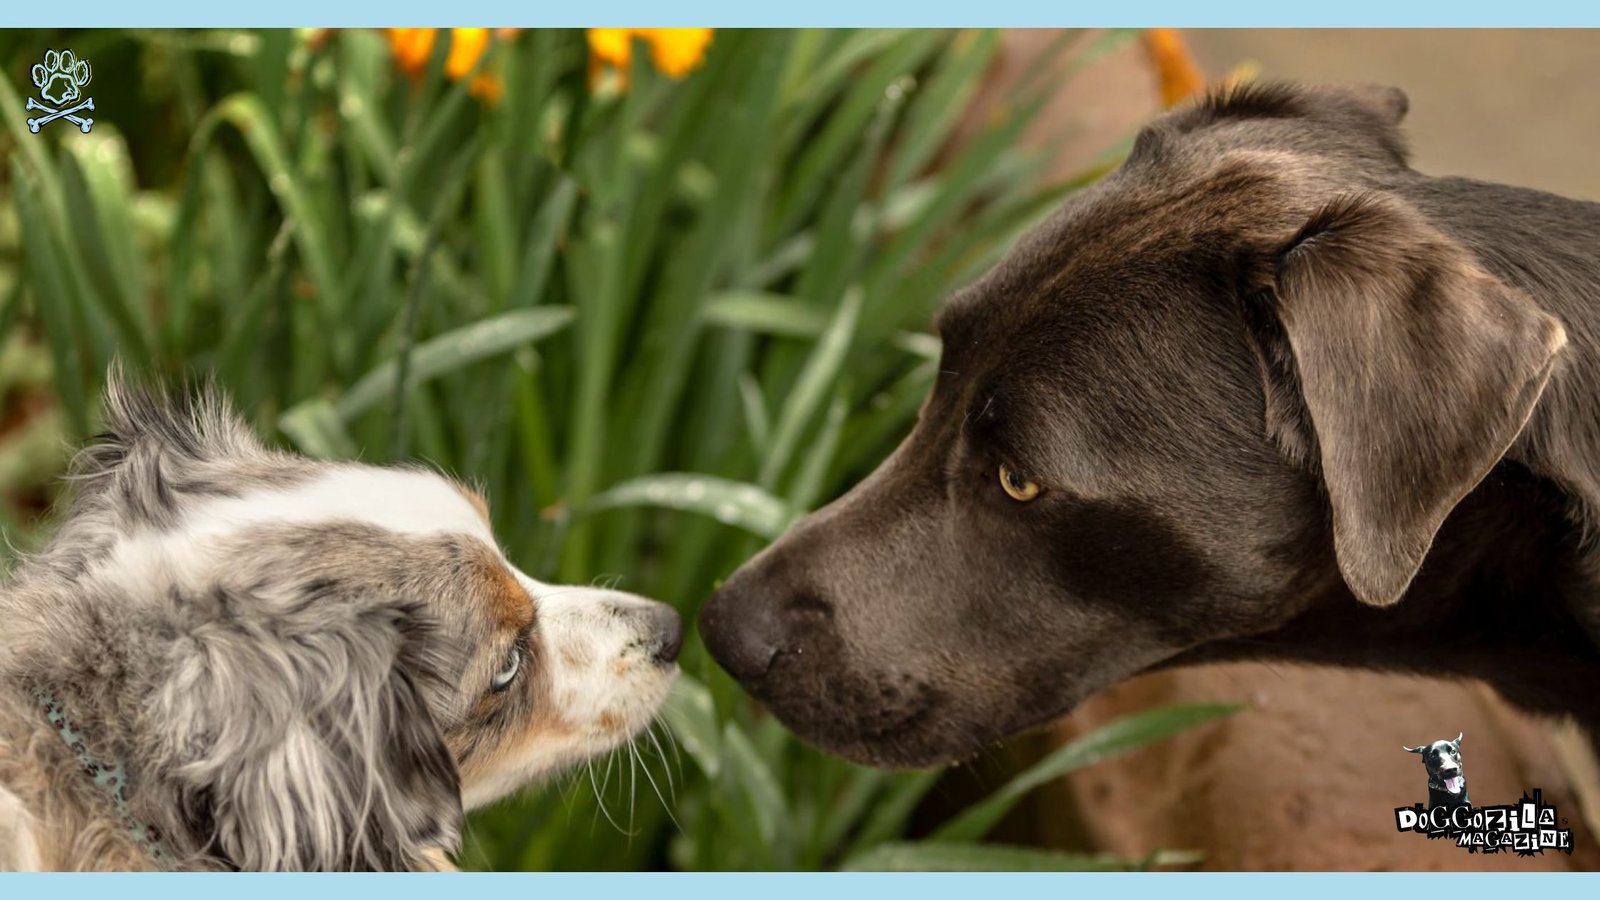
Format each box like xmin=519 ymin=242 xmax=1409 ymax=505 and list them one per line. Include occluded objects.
xmin=651 ymin=604 xmax=684 ymax=665
xmin=699 ymin=576 xmax=785 ymax=684
xmin=610 ymin=598 xmax=684 ymax=665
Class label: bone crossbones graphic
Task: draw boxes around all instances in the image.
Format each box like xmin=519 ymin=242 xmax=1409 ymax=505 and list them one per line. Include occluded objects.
xmin=25 ymin=49 xmax=94 ymax=134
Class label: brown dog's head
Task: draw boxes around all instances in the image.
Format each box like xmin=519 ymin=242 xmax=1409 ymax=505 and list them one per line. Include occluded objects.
xmin=698 ymin=83 xmax=1567 ymax=768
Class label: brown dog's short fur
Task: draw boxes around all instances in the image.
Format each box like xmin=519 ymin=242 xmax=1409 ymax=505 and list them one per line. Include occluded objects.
xmin=700 ymin=83 xmax=1600 ymax=768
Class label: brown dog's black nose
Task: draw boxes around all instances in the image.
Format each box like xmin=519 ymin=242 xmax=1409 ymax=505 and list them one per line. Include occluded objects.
xmin=699 ymin=579 xmax=781 ymax=683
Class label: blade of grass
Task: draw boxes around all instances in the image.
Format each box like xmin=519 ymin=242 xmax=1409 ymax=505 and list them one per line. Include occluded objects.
xmin=10 ymin=160 xmax=88 ymax=436
xmin=721 ymin=720 xmax=792 ymax=868
xmin=846 ymin=768 xmax=944 ymax=857
xmin=278 ymin=398 xmax=360 ymax=460
xmin=881 ymin=29 xmax=1003 ymax=192
xmin=660 ymin=672 xmax=723 ymax=780
xmin=56 ymin=148 xmax=154 ymax=368
xmin=198 ymin=93 xmax=344 ymax=366
xmin=786 ymin=390 xmax=848 ymax=511
xmin=758 ymin=287 xmax=861 ymax=488
xmin=934 ymin=701 xmax=1246 ymax=842
xmin=325 ymin=306 xmax=574 ymax=422
xmin=506 ymin=174 xmax=577 ymax=310
xmin=387 ymin=136 xmax=481 ymax=457
xmin=578 ymin=473 xmax=794 ymax=541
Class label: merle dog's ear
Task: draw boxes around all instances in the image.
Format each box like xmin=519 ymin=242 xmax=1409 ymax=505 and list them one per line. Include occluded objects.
xmin=75 ymin=367 xmax=262 ymax=524
xmin=92 ymin=366 xmax=259 ymax=460
xmin=1337 ymin=84 xmax=1409 ymax=126
xmin=151 ymin=584 xmax=462 ymax=870
xmin=1257 ymin=194 xmax=1566 ymax=607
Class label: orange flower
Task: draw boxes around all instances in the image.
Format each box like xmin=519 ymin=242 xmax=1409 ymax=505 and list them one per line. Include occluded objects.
xmin=386 ymin=27 xmax=509 ymax=101
xmin=388 ymin=27 xmax=435 ymax=73
xmin=587 ymin=27 xmax=634 ymax=73
xmin=1143 ymin=28 xmax=1206 ymax=108
xmin=642 ymin=28 xmax=714 ymax=78
xmin=586 ymin=28 xmax=713 ymax=87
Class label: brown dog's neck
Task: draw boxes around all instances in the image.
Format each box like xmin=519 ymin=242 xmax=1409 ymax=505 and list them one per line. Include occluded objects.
xmin=1172 ymin=181 xmax=1600 ymax=727
xmin=1168 ymin=458 xmax=1600 ymax=726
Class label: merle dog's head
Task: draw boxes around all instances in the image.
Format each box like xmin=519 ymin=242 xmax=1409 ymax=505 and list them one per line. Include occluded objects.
xmin=698 ymin=83 xmax=1569 ymax=767
xmin=1406 ymin=734 xmax=1468 ymax=798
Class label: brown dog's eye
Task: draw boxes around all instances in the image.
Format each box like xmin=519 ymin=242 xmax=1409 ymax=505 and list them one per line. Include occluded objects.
xmin=998 ymin=464 xmax=1041 ymax=502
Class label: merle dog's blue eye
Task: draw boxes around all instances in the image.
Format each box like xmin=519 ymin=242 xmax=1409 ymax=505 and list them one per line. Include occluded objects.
xmin=490 ymin=647 xmax=522 ymax=692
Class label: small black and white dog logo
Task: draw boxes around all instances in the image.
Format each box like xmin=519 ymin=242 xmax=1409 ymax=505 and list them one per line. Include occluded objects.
xmin=1405 ymin=732 xmax=1469 ymax=807
xmin=1395 ymin=731 xmax=1575 ymax=855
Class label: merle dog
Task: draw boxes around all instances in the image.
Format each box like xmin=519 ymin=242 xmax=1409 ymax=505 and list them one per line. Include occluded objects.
xmin=1406 ymin=733 xmax=1470 ymax=807
xmin=699 ymin=83 xmax=1600 ymax=768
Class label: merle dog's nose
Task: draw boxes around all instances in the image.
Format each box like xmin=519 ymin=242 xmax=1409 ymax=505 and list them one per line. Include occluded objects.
xmin=699 ymin=576 xmax=783 ymax=683
xmin=650 ymin=604 xmax=685 ymax=665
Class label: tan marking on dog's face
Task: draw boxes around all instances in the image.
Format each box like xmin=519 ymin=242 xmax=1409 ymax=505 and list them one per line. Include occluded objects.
xmin=451 ymin=653 xmax=567 ymax=750
xmin=455 ymin=483 xmax=492 ymax=527
xmin=560 ymin=641 xmax=594 ymax=670
xmin=476 ymin=548 xmax=536 ymax=632
xmin=445 ymin=572 xmax=679 ymax=810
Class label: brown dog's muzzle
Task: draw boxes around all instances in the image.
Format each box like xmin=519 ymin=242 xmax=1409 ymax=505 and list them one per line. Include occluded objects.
xmin=700 ymin=552 xmax=806 ymax=687
xmin=698 ymin=580 xmax=773 ymax=683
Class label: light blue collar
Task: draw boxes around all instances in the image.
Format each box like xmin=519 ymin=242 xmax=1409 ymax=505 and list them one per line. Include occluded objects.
xmin=35 ymin=688 xmax=171 ymax=867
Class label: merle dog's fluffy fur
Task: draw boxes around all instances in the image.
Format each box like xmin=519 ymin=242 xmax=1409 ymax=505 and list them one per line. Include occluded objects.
xmin=701 ymin=83 xmax=1600 ymax=768
xmin=0 ymin=376 xmax=681 ymax=870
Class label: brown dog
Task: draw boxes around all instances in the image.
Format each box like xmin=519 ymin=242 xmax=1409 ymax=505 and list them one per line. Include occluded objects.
xmin=700 ymin=83 xmax=1600 ymax=770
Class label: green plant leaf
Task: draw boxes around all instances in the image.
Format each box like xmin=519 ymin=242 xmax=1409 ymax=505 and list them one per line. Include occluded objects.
xmin=10 ymin=160 xmax=89 ymax=437
xmin=661 ymin=673 xmax=723 ymax=780
xmin=722 ymin=719 xmax=792 ymax=866
xmin=332 ymin=306 xmax=574 ymax=422
xmin=278 ymin=397 xmax=360 ymax=461
xmin=934 ymin=701 xmax=1246 ymax=842
xmin=702 ymin=292 xmax=826 ymax=338
xmin=579 ymin=473 xmax=794 ymax=541
xmin=200 ymin=93 xmax=344 ymax=340
xmin=847 ymin=768 xmax=943 ymax=857
xmin=758 ymin=286 xmax=861 ymax=488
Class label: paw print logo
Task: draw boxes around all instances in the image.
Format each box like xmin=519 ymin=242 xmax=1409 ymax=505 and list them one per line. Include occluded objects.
xmin=25 ymin=48 xmax=94 ymax=134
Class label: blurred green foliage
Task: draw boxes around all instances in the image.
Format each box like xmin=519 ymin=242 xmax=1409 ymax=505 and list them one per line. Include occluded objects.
xmin=0 ymin=27 xmax=1237 ymax=870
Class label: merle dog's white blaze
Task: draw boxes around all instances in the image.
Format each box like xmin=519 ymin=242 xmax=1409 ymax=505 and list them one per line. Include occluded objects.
xmin=89 ymin=467 xmax=493 ymax=592
xmin=167 ymin=466 xmax=495 ymax=543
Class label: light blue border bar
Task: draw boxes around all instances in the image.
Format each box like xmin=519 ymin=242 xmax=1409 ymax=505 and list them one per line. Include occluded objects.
xmin=5 ymin=1 xmax=1600 ymax=27
xmin=0 ymin=873 xmax=1597 ymax=896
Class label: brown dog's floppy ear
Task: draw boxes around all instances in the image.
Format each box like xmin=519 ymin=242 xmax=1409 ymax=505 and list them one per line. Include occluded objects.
xmin=1269 ymin=193 xmax=1566 ymax=607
